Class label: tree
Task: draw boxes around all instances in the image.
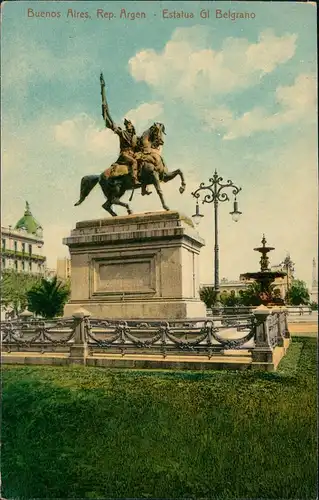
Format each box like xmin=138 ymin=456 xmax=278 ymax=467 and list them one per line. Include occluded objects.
xmin=285 ymin=279 xmax=310 ymax=305
xmin=220 ymin=290 xmax=240 ymax=307
xmin=0 ymin=269 xmax=41 ymax=315
xmin=238 ymin=282 xmax=263 ymax=307
xmin=27 ymin=276 xmax=70 ymax=318
xmin=199 ymin=287 xmax=217 ymax=308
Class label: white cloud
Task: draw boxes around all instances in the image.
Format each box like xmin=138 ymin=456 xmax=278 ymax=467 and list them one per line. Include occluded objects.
xmin=245 ymin=29 xmax=297 ymax=75
xmin=129 ymin=27 xmax=297 ymax=97
xmin=54 ymin=113 xmax=118 ymax=158
xmin=124 ymin=102 xmax=163 ymax=130
xmin=204 ymin=73 xmax=317 ymax=139
xmin=275 ymin=73 xmax=317 ymax=114
xmin=54 ymin=103 xmax=164 ymax=157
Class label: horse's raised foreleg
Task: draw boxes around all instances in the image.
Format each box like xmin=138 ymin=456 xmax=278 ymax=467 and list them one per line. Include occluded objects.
xmin=102 ymin=197 xmax=133 ymax=216
xmin=153 ymin=172 xmax=170 ymax=211
xmin=102 ymin=201 xmax=117 ymax=217
xmin=162 ymin=169 xmax=186 ymax=194
xmin=113 ymin=199 xmax=133 ymax=215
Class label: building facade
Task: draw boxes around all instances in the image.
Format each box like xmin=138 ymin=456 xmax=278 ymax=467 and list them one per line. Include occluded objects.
xmin=56 ymin=257 xmax=71 ymax=281
xmin=1 ymin=202 xmax=46 ymax=274
xmin=201 ymin=278 xmax=248 ymax=294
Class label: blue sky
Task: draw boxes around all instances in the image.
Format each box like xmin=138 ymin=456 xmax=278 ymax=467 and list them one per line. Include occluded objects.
xmin=1 ymin=1 xmax=317 ymax=287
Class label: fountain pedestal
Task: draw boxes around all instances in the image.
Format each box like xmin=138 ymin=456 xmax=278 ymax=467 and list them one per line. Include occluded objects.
xmin=241 ymin=235 xmax=287 ymax=307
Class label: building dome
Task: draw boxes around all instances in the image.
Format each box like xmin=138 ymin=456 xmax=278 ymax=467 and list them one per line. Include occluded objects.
xmin=14 ymin=201 xmax=43 ymax=237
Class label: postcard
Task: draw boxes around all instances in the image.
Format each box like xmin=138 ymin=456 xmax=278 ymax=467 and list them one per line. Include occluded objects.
xmin=1 ymin=1 xmax=317 ymax=499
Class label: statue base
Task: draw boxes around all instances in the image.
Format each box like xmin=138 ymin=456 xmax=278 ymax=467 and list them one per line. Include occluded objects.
xmin=63 ymin=211 xmax=206 ymax=320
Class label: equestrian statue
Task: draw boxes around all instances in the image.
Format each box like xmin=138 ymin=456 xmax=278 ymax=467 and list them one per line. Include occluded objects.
xmin=74 ymin=73 xmax=186 ymax=216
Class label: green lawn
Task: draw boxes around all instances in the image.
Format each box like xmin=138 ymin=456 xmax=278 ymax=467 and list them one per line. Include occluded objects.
xmin=2 ymin=337 xmax=317 ymax=499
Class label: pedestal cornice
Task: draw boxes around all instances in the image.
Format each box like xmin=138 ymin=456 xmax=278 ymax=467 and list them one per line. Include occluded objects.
xmin=63 ymin=211 xmax=205 ymax=249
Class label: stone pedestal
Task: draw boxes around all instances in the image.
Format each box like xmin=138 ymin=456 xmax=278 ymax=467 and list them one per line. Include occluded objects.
xmin=63 ymin=211 xmax=206 ymax=319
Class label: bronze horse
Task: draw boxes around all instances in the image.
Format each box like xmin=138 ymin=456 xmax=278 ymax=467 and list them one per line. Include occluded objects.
xmin=74 ymin=122 xmax=186 ymax=216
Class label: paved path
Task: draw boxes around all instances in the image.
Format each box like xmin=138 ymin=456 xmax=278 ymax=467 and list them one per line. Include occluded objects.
xmin=2 ymin=350 xmax=252 ymax=365
xmin=287 ymin=313 xmax=318 ymax=323
xmin=287 ymin=313 xmax=317 ymax=336
xmin=288 ymin=323 xmax=318 ymax=336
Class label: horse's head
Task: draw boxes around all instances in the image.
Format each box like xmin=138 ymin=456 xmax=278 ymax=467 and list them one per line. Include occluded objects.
xmin=149 ymin=122 xmax=166 ymax=148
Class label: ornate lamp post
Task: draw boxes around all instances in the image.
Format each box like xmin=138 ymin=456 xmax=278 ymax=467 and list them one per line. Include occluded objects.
xmin=192 ymin=170 xmax=242 ymax=307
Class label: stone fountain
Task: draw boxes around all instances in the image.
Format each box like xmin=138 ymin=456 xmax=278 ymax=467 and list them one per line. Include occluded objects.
xmin=241 ymin=235 xmax=287 ymax=306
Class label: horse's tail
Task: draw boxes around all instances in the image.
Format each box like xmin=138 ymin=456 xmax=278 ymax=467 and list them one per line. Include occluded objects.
xmin=74 ymin=175 xmax=100 ymax=206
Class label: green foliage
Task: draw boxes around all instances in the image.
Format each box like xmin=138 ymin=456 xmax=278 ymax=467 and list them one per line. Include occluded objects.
xmin=220 ymin=290 xmax=240 ymax=307
xmin=0 ymin=269 xmax=41 ymax=314
xmin=200 ymin=283 xmax=285 ymax=308
xmin=310 ymin=301 xmax=318 ymax=311
xmin=199 ymin=286 xmax=217 ymax=307
xmin=27 ymin=276 xmax=70 ymax=318
xmin=2 ymin=338 xmax=317 ymax=500
xmin=285 ymin=279 xmax=310 ymax=305
xmin=238 ymin=281 xmax=263 ymax=306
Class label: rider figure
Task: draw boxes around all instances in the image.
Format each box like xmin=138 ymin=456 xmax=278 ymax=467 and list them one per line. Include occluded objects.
xmin=114 ymin=118 xmax=152 ymax=195
xmin=103 ymin=101 xmax=151 ymax=194
xmin=112 ymin=118 xmax=139 ymax=184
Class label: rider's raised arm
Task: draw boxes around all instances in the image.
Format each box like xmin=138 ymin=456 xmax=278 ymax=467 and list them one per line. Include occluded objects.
xmin=103 ymin=111 xmax=122 ymax=136
xmin=113 ymin=125 xmax=123 ymax=136
xmin=103 ymin=109 xmax=116 ymax=131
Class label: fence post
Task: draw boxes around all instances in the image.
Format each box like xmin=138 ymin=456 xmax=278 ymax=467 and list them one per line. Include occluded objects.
xmin=251 ymin=305 xmax=274 ymax=370
xmin=271 ymin=307 xmax=285 ymax=347
xmin=69 ymin=308 xmax=91 ymax=365
xmin=283 ymin=309 xmax=291 ymax=339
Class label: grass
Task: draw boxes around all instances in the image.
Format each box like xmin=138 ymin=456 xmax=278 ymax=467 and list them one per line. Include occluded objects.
xmin=1 ymin=337 xmax=317 ymax=499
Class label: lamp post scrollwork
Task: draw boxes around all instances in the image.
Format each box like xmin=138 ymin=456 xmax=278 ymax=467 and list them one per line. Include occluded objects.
xmin=192 ymin=170 xmax=242 ymax=308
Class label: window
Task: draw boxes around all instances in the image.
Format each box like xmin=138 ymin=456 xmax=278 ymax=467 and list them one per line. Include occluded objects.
xmin=1 ymin=239 xmax=5 ymax=251
xmin=14 ymin=260 xmax=18 ymax=271
xmin=22 ymin=261 xmax=25 ymax=271
xmin=29 ymin=262 xmax=32 ymax=272
xmin=22 ymin=243 xmax=25 ymax=253
xmin=14 ymin=241 xmax=17 ymax=252
xmin=29 ymin=244 xmax=32 ymax=255
xmin=2 ymin=258 xmax=5 ymax=269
